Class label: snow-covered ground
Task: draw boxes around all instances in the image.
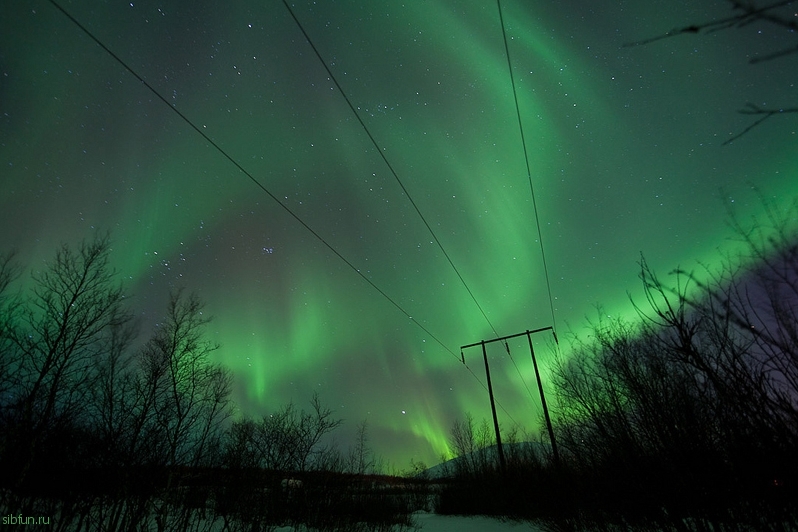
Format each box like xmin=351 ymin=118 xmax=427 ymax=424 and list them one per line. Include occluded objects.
xmin=412 ymin=511 xmax=542 ymax=531
xmin=271 ymin=511 xmax=543 ymax=532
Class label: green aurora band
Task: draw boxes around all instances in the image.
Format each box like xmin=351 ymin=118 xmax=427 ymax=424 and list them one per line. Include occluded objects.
xmin=1 ymin=0 xmax=796 ymax=466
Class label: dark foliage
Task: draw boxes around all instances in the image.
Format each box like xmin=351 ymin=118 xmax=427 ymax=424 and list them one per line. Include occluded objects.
xmin=436 ymin=200 xmax=798 ymax=531
xmin=0 ymin=235 xmax=422 ymax=531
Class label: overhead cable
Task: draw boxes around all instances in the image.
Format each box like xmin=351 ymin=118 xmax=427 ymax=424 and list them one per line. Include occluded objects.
xmin=48 ymin=0 xmax=522 ymax=420
xmin=496 ymin=0 xmax=559 ymax=334
xmin=46 ymin=0 xmax=456 ymax=359
xmin=281 ymin=0 xmax=500 ymax=339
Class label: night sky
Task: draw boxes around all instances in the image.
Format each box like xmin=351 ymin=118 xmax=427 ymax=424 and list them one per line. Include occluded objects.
xmin=1 ymin=0 xmax=796 ymax=467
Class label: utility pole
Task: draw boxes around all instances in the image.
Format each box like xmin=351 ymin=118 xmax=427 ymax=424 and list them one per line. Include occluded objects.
xmin=480 ymin=340 xmax=506 ymax=472
xmin=461 ymin=326 xmax=560 ymax=470
xmin=526 ymin=331 xmax=561 ymax=468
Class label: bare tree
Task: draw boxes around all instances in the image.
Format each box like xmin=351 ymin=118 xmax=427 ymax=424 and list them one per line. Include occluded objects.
xmin=0 ymin=250 xmax=21 ymax=403
xmin=138 ymin=289 xmax=233 ymax=468
xmin=0 ymin=239 xmax=246 ymax=530
xmin=346 ymin=419 xmax=376 ymax=475
xmin=223 ymin=417 xmax=261 ymax=470
xmin=447 ymin=413 xmax=495 ymax=478
xmin=253 ymin=392 xmax=343 ymax=472
xmin=671 ymin=197 xmax=798 ymax=449
xmin=118 ymin=290 xmax=234 ymax=532
xmin=545 ymin=198 xmax=798 ymax=529
xmin=1 ymin=235 xmax=133 ymax=486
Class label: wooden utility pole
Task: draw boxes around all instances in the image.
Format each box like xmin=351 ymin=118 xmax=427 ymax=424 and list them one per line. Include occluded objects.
xmin=526 ymin=331 xmax=561 ymax=468
xmin=480 ymin=340 xmax=506 ymax=472
xmin=461 ymin=326 xmax=560 ymax=469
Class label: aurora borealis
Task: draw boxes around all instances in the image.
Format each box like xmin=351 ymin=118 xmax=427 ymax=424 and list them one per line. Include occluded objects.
xmin=1 ymin=0 xmax=796 ymax=467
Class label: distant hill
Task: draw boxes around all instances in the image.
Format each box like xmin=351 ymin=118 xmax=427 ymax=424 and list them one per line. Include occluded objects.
xmin=422 ymin=441 xmax=552 ymax=479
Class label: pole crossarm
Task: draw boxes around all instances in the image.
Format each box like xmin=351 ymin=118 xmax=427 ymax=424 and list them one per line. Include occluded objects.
xmin=460 ymin=326 xmax=553 ymax=351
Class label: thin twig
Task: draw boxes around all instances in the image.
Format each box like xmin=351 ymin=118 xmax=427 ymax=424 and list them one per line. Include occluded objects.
xmin=723 ymin=104 xmax=798 ymax=145
xmin=624 ymin=0 xmax=796 ymax=49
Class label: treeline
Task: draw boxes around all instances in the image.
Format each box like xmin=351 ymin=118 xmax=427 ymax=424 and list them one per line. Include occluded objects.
xmin=0 ymin=236 xmax=420 ymax=531
xmin=439 ymin=201 xmax=798 ymax=531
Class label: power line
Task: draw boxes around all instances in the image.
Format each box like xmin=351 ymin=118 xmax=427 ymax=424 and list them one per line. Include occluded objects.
xmin=45 ymin=0 xmax=522 ymax=420
xmin=496 ymin=0 xmax=559 ymax=335
xmin=461 ymin=359 xmax=521 ymax=428
xmin=503 ymin=340 xmax=538 ymax=404
xmin=45 ymin=0 xmax=457 ymax=359
xmin=281 ymin=0 xmax=500 ymax=339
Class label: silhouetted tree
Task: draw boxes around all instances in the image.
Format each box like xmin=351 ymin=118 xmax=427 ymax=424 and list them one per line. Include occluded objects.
xmin=447 ymin=413 xmax=495 ymax=479
xmin=346 ymin=419 xmax=376 ymax=475
xmin=223 ymin=417 xmax=261 ymax=470
xmin=231 ymin=392 xmax=342 ymax=473
xmin=0 ymin=236 xmax=419 ymax=531
xmin=546 ymin=198 xmax=798 ymax=530
xmin=0 ymin=235 xmax=133 ymax=488
xmin=0 ymin=251 xmax=21 ymax=407
xmin=139 ymin=289 xmax=233 ymax=469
